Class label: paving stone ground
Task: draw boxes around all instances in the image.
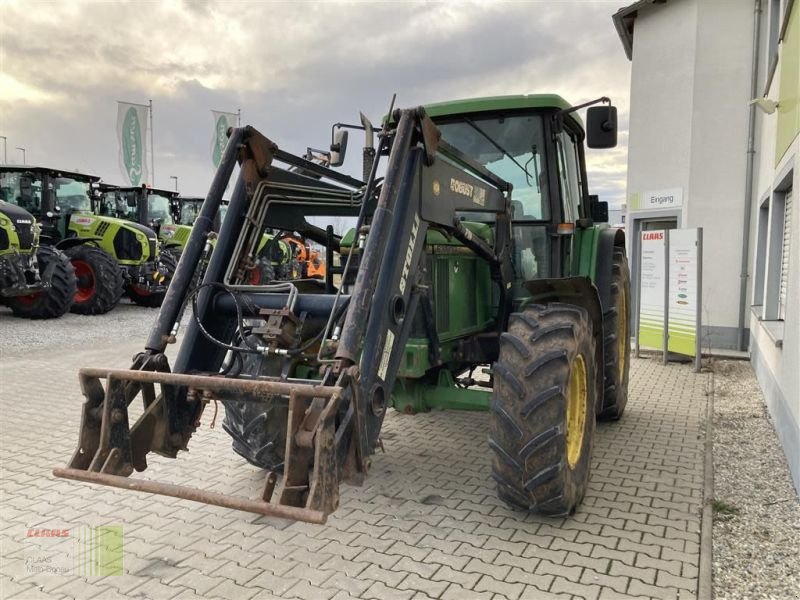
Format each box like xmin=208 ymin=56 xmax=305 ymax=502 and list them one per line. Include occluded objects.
xmin=0 ymin=339 xmax=708 ymax=600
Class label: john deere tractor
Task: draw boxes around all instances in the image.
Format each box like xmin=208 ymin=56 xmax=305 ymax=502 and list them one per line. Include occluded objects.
xmin=55 ymin=94 xmax=630 ymax=524
xmin=0 ymin=200 xmax=76 ymax=319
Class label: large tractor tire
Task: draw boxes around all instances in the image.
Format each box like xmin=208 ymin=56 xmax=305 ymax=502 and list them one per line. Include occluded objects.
xmin=489 ymin=303 xmax=598 ymax=517
xmin=597 ymin=247 xmax=631 ymax=421
xmin=128 ymin=250 xmax=178 ymax=308
xmin=7 ymin=246 xmax=76 ymax=319
xmin=65 ymin=245 xmax=124 ymax=315
xmin=221 ymin=348 xmax=288 ymax=470
xmin=245 ymin=257 xmax=276 ymax=286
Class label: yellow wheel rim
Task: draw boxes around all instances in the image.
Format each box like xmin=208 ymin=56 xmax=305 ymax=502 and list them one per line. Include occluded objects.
xmin=565 ymin=354 xmax=588 ymax=469
xmin=618 ymin=285 xmax=628 ymax=382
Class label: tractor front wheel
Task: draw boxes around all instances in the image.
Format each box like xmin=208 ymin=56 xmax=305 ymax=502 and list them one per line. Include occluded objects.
xmin=7 ymin=246 xmax=77 ymax=319
xmin=65 ymin=245 xmax=124 ymax=315
xmin=128 ymin=251 xmax=178 ymax=308
xmin=221 ymin=346 xmax=288 ymax=470
xmin=489 ymin=303 xmax=597 ymax=516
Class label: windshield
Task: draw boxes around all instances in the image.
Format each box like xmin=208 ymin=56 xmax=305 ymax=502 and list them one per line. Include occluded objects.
xmin=54 ymin=177 xmax=92 ymax=213
xmin=437 ymin=114 xmax=549 ymax=220
xmin=148 ymin=193 xmax=173 ymax=224
xmin=179 ymin=200 xmax=202 ymax=225
xmin=0 ymin=171 xmax=42 ymax=212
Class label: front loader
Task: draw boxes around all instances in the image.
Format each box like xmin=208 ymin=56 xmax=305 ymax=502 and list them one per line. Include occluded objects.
xmin=54 ymin=94 xmax=630 ymax=523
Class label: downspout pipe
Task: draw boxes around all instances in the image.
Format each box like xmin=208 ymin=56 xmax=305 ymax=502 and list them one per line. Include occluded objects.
xmin=737 ymin=0 xmax=763 ymax=351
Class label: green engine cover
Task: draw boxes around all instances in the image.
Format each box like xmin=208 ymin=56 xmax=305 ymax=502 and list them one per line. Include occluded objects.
xmin=68 ymin=213 xmax=158 ymax=266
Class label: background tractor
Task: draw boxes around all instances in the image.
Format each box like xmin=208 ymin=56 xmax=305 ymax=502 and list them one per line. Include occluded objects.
xmin=160 ymin=195 xmax=293 ymax=285
xmin=55 ymin=94 xmax=630 ymax=524
xmin=0 ymin=165 xmax=124 ymax=314
xmin=93 ymin=183 xmax=178 ymax=307
xmin=0 ymin=200 xmax=76 ymax=318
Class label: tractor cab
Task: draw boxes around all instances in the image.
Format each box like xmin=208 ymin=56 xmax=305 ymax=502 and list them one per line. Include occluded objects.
xmin=424 ymin=95 xmax=616 ymax=299
xmin=0 ymin=165 xmax=101 ymax=242
xmin=99 ymin=184 xmax=179 ymax=235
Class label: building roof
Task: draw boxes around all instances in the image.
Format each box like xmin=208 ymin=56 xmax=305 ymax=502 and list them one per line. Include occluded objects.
xmin=612 ymin=0 xmax=670 ymax=60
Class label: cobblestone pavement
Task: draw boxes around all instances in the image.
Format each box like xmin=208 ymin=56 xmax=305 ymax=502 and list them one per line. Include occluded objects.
xmin=0 ymin=341 xmax=708 ymax=600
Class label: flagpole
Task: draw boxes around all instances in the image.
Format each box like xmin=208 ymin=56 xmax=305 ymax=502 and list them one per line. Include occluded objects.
xmin=149 ymin=99 xmax=155 ymax=186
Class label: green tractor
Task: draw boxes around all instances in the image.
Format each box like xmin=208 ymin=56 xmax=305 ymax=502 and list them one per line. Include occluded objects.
xmin=56 ymin=93 xmax=631 ymax=522
xmin=160 ymin=195 xmax=291 ymax=284
xmin=0 ymin=166 xmax=170 ymax=313
xmin=0 ymin=200 xmax=76 ymax=319
xmin=95 ymin=184 xmax=179 ymax=306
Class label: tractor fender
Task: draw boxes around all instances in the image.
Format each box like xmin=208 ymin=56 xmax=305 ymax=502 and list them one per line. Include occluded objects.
xmin=594 ymin=227 xmax=626 ymax=314
xmin=523 ymin=276 xmax=605 ymax=408
xmin=55 ymin=237 xmax=103 ymax=251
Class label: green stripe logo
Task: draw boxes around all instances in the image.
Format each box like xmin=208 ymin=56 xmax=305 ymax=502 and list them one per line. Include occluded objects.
xmin=75 ymin=526 xmax=124 ymax=576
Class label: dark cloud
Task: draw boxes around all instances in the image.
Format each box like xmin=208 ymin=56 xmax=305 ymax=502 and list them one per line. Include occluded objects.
xmin=0 ymin=0 xmax=631 ymax=204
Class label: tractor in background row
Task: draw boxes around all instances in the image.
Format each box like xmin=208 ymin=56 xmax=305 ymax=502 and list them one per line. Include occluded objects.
xmin=94 ymin=183 xmax=178 ymax=307
xmin=160 ymin=195 xmax=292 ymax=284
xmin=0 ymin=166 xmax=173 ymax=313
xmin=0 ymin=200 xmax=75 ymax=318
xmin=55 ymin=94 xmax=630 ymax=524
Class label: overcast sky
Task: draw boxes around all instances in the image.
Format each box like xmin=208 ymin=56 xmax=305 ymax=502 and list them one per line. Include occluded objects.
xmin=0 ymin=0 xmax=631 ymax=206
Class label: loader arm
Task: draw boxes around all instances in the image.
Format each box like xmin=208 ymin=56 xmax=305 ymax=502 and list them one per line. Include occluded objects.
xmin=54 ymin=108 xmax=514 ymax=523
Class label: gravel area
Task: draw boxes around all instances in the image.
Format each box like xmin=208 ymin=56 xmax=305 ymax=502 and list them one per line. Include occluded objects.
xmin=711 ymin=359 xmax=800 ymax=600
xmin=0 ymin=301 xmax=168 ymax=357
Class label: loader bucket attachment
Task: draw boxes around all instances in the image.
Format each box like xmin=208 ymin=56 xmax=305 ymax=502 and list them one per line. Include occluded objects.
xmin=53 ymin=367 xmax=345 ymax=524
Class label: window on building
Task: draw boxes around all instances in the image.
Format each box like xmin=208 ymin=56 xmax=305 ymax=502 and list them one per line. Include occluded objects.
xmin=761 ymin=173 xmax=794 ymax=321
xmin=753 ymin=196 xmax=770 ymax=306
xmin=778 ymin=188 xmax=793 ymax=320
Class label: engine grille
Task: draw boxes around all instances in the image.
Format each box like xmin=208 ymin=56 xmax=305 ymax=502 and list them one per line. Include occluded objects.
xmin=13 ymin=219 xmax=34 ymax=251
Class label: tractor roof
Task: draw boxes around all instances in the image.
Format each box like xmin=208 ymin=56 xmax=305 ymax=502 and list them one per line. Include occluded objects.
xmin=0 ymin=164 xmax=100 ymax=182
xmin=423 ymin=94 xmax=574 ymax=118
xmin=109 ymin=185 xmax=179 ymax=197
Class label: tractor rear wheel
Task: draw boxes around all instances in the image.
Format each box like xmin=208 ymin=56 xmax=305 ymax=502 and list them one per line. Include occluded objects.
xmin=128 ymin=250 xmax=178 ymax=308
xmin=597 ymin=247 xmax=631 ymax=420
xmin=65 ymin=245 xmax=124 ymax=315
xmin=246 ymin=258 xmax=276 ymax=285
xmin=7 ymin=246 xmax=76 ymax=319
xmin=489 ymin=303 xmax=597 ymax=516
xmin=222 ymin=348 xmax=288 ymax=470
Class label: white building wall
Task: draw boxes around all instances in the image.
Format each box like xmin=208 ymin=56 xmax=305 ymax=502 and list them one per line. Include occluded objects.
xmin=748 ymin=1 xmax=800 ymax=492
xmin=625 ymin=0 xmax=753 ymax=349
xmin=626 ymin=0 xmax=697 ymax=204
xmin=686 ymin=0 xmax=753 ymax=342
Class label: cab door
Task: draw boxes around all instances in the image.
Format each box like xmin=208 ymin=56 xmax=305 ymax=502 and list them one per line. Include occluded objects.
xmin=554 ymin=126 xmax=584 ymax=275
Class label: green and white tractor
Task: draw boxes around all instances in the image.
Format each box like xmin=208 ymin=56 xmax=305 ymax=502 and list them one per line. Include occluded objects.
xmin=0 ymin=200 xmax=76 ymax=319
xmin=0 ymin=166 xmax=172 ymax=313
xmin=160 ymin=196 xmax=292 ymax=284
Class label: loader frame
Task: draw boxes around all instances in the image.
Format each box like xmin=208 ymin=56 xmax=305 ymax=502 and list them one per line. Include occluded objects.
xmin=54 ymin=104 xmax=618 ymax=523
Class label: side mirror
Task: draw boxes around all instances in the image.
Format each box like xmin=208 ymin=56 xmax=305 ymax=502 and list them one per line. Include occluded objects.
xmin=586 ymin=105 xmax=617 ymax=149
xmin=589 ymin=196 xmax=609 ymax=222
xmin=329 ymin=129 xmax=348 ymax=167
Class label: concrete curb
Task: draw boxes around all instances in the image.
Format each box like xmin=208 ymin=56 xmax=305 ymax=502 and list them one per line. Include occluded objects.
xmin=698 ymin=365 xmax=715 ymax=600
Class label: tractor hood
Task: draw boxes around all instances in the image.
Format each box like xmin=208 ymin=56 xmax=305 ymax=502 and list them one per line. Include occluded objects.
xmin=0 ymin=201 xmax=37 ymax=251
xmin=70 ymin=213 xmax=158 ymax=240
